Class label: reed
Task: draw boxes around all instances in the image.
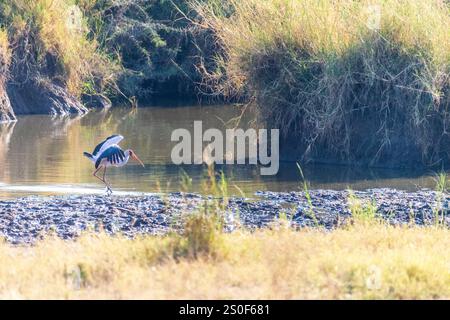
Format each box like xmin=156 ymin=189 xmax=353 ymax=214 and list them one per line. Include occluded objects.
xmin=195 ymin=0 xmax=450 ymax=166
xmin=0 ymin=0 xmax=115 ymax=97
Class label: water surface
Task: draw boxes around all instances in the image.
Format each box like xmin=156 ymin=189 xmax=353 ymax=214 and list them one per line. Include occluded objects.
xmin=0 ymin=105 xmax=442 ymax=198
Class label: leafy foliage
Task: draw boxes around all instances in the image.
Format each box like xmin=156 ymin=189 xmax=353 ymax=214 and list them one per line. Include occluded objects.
xmin=78 ymin=0 xmax=221 ymax=102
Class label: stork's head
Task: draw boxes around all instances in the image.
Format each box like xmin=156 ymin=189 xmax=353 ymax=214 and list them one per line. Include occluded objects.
xmin=128 ymin=149 xmax=145 ymax=167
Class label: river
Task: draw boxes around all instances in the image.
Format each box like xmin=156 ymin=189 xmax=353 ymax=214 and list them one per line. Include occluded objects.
xmin=0 ymin=105 xmax=442 ymax=199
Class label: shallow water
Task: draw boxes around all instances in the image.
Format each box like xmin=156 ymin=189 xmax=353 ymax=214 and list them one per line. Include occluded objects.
xmin=0 ymin=105 xmax=443 ymax=198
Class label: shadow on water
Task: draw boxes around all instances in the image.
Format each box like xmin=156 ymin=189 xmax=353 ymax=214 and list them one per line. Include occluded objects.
xmin=0 ymin=105 xmax=445 ymax=198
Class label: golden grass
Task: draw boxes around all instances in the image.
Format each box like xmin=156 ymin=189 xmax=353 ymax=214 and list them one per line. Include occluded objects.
xmin=1 ymin=0 xmax=114 ymax=96
xmin=0 ymin=224 xmax=448 ymax=299
xmin=0 ymin=28 xmax=10 ymax=96
xmin=198 ymin=0 xmax=450 ymax=92
xmin=194 ymin=0 xmax=450 ymax=165
xmin=0 ymin=28 xmax=10 ymax=68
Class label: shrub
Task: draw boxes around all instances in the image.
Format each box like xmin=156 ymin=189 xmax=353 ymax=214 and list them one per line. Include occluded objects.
xmin=77 ymin=0 xmax=221 ymax=102
xmin=197 ymin=0 xmax=450 ymax=167
xmin=0 ymin=0 xmax=115 ymax=98
xmin=0 ymin=28 xmax=15 ymax=122
xmin=0 ymin=28 xmax=10 ymax=74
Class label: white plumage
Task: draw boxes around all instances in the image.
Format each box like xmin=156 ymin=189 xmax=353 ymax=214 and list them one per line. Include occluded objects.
xmin=83 ymin=135 xmax=144 ymax=194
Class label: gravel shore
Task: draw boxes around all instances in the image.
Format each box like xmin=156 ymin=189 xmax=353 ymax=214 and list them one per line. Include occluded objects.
xmin=0 ymin=188 xmax=449 ymax=244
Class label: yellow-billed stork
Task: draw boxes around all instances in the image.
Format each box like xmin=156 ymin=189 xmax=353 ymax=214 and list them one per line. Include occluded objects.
xmin=83 ymin=135 xmax=145 ymax=194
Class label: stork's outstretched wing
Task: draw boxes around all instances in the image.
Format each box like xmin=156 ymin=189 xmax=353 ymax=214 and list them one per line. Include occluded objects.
xmin=95 ymin=145 xmax=126 ymax=169
xmin=92 ymin=134 xmax=124 ymax=158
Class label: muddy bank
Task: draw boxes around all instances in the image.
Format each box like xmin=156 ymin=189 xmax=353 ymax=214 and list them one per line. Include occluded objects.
xmin=0 ymin=63 xmax=14 ymax=122
xmin=6 ymin=82 xmax=89 ymax=116
xmin=0 ymin=84 xmax=14 ymax=122
xmin=0 ymin=34 xmax=15 ymax=122
xmin=0 ymin=188 xmax=448 ymax=244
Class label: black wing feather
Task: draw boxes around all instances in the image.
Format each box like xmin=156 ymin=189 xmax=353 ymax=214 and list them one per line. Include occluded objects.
xmin=95 ymin=145 xmax=125 ymax=169
xmin=92 ymin=134 xmax=123 ymax=157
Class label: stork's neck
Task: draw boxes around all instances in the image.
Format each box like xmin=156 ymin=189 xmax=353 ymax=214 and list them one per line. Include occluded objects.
xmin=124 ymin=149 xmax=132 ymax=161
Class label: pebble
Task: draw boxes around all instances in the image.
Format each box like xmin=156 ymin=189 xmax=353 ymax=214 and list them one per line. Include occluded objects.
xmin=0 ymin=189 xmax=448 ymax=244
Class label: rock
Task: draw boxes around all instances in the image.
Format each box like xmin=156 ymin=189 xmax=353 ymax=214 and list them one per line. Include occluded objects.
xmin=0 ymin=189 xmax=448 ymax=244
xmin=7 ymin=80 xmax=88 ymax=116
xmin=0 ymin=84 xmax=15 ymax=122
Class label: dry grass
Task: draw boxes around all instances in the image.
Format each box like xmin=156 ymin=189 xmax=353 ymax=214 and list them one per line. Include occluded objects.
xmin=0 ymin=28 xmax=10 ymax=86
xmin=195 ymin=0 xmax=450 ymax=166
xmin=0 ymin=28 xmax=10 ymax=71
xmin=0 ymin=27 xmax=11 ymax=116
xmin=0 ymin=0 xmax=115 ymax=97
xmin=0 ymin=224 xmax=448 ymax=299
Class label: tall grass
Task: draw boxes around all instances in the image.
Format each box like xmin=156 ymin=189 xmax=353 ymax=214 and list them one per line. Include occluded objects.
xmin=0 ymin=27 xmax=13 ymax=121
xmin=433 ymin=171 xmax=448 ymax=226
xmin=347 ymin=191 xmax=379 ymax=225
xmin=296 ymin=163 xmax=318 ymax=226
xmin=0 ymin=0 xmax=115 ymax=97
xmin=176 ymin=162 xmax=448 ymax=259
xmin=0 ymin=28 xmax=10 ymax=73
xmin=171 ymin=164 xmax=231 ymax=259
xmin=0 ymin=225 xmax=448 ymax=299
xmin=195 ymin=0 xmax=450 ymax=166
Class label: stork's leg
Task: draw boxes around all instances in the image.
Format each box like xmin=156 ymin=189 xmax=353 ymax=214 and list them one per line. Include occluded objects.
xmin=93 ymin=166 xmax=103 ymax=183
xmin=93 ymin=166 xmax=111 ymax=193
xmin=102 ymin=166 xmax=113 ymax=194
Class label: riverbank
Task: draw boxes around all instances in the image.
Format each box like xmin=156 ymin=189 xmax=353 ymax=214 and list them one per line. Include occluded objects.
xmin=198 ymin=0 xmax=450 ymax=167
xmin=0 ymin=224 xmax=448 ymax=299
xmin=0 ymin=0 xmax=219 ymax=119
xmin=1 ymin=189 xmax=448 ymax=244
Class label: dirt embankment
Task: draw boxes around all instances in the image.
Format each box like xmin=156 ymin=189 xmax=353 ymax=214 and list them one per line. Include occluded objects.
xmin=0 ymin=31 xmax=14 ymax=122
xmin=0 ymin=1 xmax=114 ymax=120
xmin=0 ymin=80 xmax=14 ymax=123
xmin=2 ymin=51 xmax=92 ymax=118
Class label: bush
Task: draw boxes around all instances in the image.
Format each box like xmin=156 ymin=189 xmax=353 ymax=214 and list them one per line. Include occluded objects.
xmin=0 ymin=28 xmax=15 ymax=122
xmin=0 ymin=28 xmax=10 ymax=74
xmin=198 ymin=0 xmax=450 ymax=167
xmin=78 ymin=0 xmax=221 ymax=102
xmin=0 ymin=0 xmax=115 ymax=98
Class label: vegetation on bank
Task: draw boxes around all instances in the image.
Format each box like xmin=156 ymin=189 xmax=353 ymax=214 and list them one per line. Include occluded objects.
xmin=197 ymin=0 xmax=450 ymax=167
xmin=0 ymin=0 xmax=116 ymax=115
xmin=0 ymin=27 xmax=13 ymax=121
xmin=3 ymin=0 xmax=113 ymax=95
xmin=0 ymin=28 xmax=9 ymax=72
xmin=0 ymin=224 xmax=448 ymax=299
xmin=76 ymin=0 xmax=222 ymax=101
xmin=0 ymin=0 xmax=223 ymax=110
